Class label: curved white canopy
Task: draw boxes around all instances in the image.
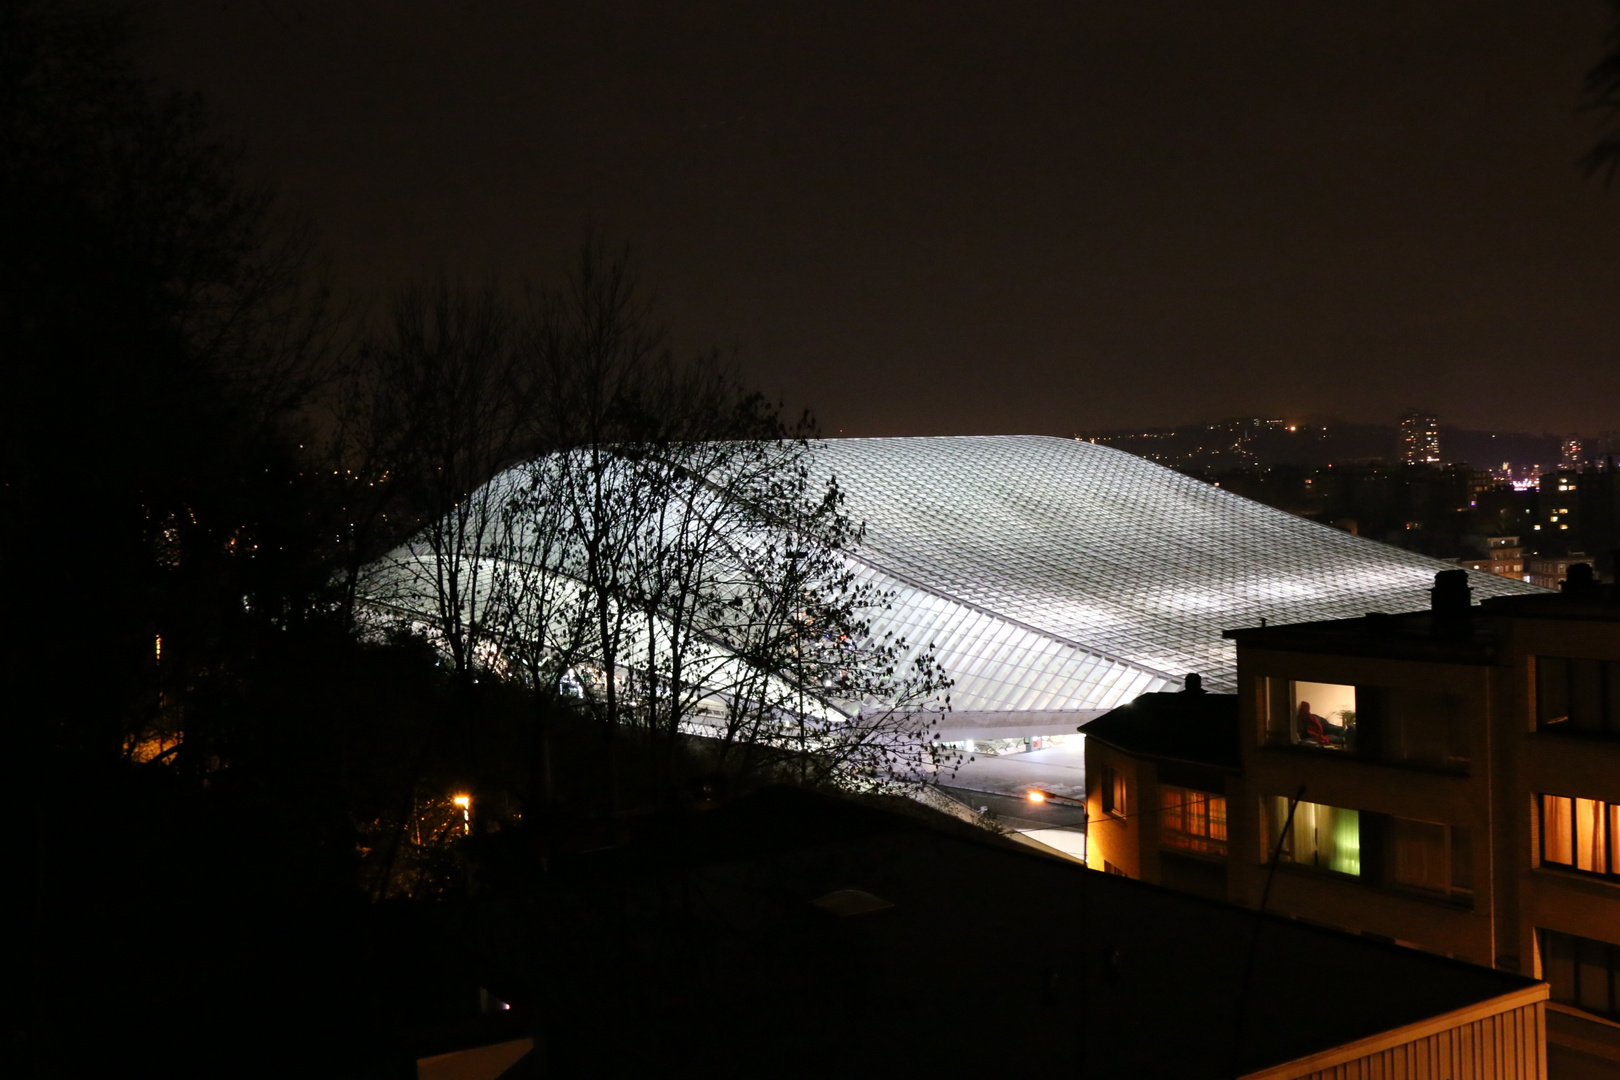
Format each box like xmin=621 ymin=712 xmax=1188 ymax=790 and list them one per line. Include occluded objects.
xmin=809 ymin=436 xmax=1540 ymax=735
xmin=362 ymin=435 xmax=1543 ymax=742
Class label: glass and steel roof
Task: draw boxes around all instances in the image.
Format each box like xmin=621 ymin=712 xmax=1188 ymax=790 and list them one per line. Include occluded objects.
xmin=363 ymin=435 xmax=1543 ymax=735
xmin=809 ymin=436 xmax=1542 ymax=706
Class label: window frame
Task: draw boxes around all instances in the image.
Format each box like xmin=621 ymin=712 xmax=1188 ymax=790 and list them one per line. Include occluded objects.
xmin=1267 ymin=678 xmax=1360 ymax=754
xmin=1159 ymin=784 xmax=1228 ymax=858
xmin=1265 ymin=795 xmax=1361 ymax=878
xmin=1536 ymin=656 xmax=1620 ymax=737
xmin=1539 ymin=792 xmax=1620 ymax=881
xmin=1388 ymin=815 xmax=1473 ymax=901
xmin=1099 ymin=763 xmax=1128 ymax=819
xmin=1540 ymin=928 xmax=1620 ymax=1021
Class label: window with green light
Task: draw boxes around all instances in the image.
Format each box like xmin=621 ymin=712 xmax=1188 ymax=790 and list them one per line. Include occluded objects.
xmin=1268 ymin=796 xmax=1360 ymax=877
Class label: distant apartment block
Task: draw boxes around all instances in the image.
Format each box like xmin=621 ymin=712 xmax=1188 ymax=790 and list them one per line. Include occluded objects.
xmin=1401 ymin=409 xmax=1442 ymax=465
xmin=1460 ymin=536 xmax=1527 ymax=582
xmin=1533 ymin=466 xmax=1620 ymax=580
xmin=1525 ymin=554 xmax=1589 ymax=592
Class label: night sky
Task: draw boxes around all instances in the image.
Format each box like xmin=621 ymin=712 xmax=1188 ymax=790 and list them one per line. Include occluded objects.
xmin=139 ymin=1 xmax=1620 ymax=437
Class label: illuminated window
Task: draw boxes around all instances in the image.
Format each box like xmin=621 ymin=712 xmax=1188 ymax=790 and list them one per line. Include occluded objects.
xmin=1540 ymin=929 xmax=1620 ymax=1020
xmin=1267 ymin=679 xmax=1357 ymax=753
xmin=1267 ymin=796 xmax=1359 ymax=876
xmin=1161 ymin=785 xmax=1227 ymax=856
xmin=1540 ymin=794 xmax=1620 ymax=878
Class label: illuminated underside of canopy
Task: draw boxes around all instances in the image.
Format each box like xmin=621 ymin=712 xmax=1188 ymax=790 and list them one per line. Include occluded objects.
xmin=809 ymin=436 xmax=1542 ymax=738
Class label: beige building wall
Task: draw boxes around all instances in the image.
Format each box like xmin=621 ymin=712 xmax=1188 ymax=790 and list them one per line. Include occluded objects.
xmin=1083 ymin=742 xmax=1152 ymax=879
xmin=1241 ymin=987 xmax=1547 ymax=1080
xmin=1497 ymin=613 xmax=1620 ymax=1071
xmin=1229 ymin=647 xmax=1497 ymax=967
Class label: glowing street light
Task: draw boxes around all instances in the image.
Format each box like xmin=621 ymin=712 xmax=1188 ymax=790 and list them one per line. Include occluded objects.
xmin=1027 ymin=788 xmax=1086 ymax=808
xmin=453 ymin=793 xmax=472 ymax=834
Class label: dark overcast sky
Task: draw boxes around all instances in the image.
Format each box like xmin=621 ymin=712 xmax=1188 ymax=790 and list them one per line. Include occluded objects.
xmin=139 ymin=1 xmax=1620 ymax=437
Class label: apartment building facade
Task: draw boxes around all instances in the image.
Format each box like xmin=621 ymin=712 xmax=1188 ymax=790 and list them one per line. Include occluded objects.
xmin=1085 ymin=568 xmax=1620 ymax=1070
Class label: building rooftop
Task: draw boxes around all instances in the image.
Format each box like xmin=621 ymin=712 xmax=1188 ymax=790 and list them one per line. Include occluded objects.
xmin=366 ymin=437 xmax=1544 ymax=737
xmin=1224 ymin=566 xmax=1620 ymax=661
xmin=810 ymin=436 xmax=1540 ymax=718
xmin=458 ymin=784 xmax=1545 ymax=1077
xmin=1077 ymin=674 xmax=1241 ymax=770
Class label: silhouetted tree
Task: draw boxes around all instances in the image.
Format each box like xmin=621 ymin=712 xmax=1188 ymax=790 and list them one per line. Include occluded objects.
xmin=360 ymin=244 xmax=955 ymax=807
xmin=1584 ymin=1 xmax=1620 ymax=181
xmin=0 ymin=0 xmax=339 ymax=769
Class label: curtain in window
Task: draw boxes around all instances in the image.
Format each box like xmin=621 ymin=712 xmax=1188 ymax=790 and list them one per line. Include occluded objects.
xmin=1545 ymin=795 xmax=1574 ymax=867
xmin=1272 ymin=797 xmax=1359 ymax=876
xmin=1161 ymin=786 xmax=1183 ymax=832
xmin=1543 ymin=794 xmax=1614 ymax=874
xmin=1325 ymin=805 xmax=1361 ymax=876
xmin=1578 ymin=798 xmax=1606 ymax=873
xmin=1163 ymin=786 xmax=1226 ymax=855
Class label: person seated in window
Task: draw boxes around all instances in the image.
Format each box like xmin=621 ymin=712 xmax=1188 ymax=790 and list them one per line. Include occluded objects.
xmin=1296 ymin=700 xmax=1347 ymax=747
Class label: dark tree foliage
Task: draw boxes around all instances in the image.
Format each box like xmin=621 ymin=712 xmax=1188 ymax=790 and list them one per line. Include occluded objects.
xmin=0 ymin=5 xmax=407 ymax=1074
xmin=0 ymin=0 xmax=338 ymax=764
xmin=0 ymin=8 xmax=948 ymax=1073
xmin=1584 ymin=1 xmax=1620 ymax=181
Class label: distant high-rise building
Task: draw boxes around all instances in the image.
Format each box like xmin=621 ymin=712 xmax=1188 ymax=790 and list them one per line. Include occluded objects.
xmin=1398 ymin=409 xmax=1440 ymax=465
xmin=1562 ymin=437 xmax=1583 ymax=469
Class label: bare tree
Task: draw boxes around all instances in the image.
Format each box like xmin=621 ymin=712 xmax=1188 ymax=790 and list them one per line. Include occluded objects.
xmin=354 ymin=244 xmax=956 ymax=815
xmin=697 ymin=451 xmax=955 ymax=792
xmin=481 ymin=453 xmax=595 ymax=804
xmin=351 ymin=280 xmax=530 ymax=681
xmin=343 ymin=280 xmax=533 ymax=898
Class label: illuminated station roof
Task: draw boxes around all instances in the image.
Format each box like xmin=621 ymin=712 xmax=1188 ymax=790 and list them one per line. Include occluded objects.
xmin=811 ymin=436 xmax=1541 ymax=737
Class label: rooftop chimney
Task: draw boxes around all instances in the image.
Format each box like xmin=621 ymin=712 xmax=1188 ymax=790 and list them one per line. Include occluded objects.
xmin=1562 ymin=562 xmax=1596 ymax=599
xmin=1430 ymin=569 xmax=1473 ymax=637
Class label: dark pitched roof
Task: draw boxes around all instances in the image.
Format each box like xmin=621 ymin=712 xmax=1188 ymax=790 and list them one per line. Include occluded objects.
xmin=458 ymin=784 xmax=1541 ymax=1077
xmin=1078 ymin=681 xmax=1241 ymax=771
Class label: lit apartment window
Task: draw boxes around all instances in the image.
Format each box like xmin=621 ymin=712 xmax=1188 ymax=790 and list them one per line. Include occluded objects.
xmin=1391 ymin=817 xmax=1472 ymax=899
xmin=1267 ymin=679 xmax=1357 ymax=752
xmin=1160 ymin=785 xmax=1227 ymax=857
xmin=1540 ymin=929 xmax=1620 ymax=1020
xmin=1536 ymin=657 xmax=1620 ymax=736
xmin=1540 ymin=794 xmax=1620 ymax=878
xmin=1267 ymin=796 xmax=1360 ymax=876
xmin=1099 ymin=763 xmax=1127 ymax=818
